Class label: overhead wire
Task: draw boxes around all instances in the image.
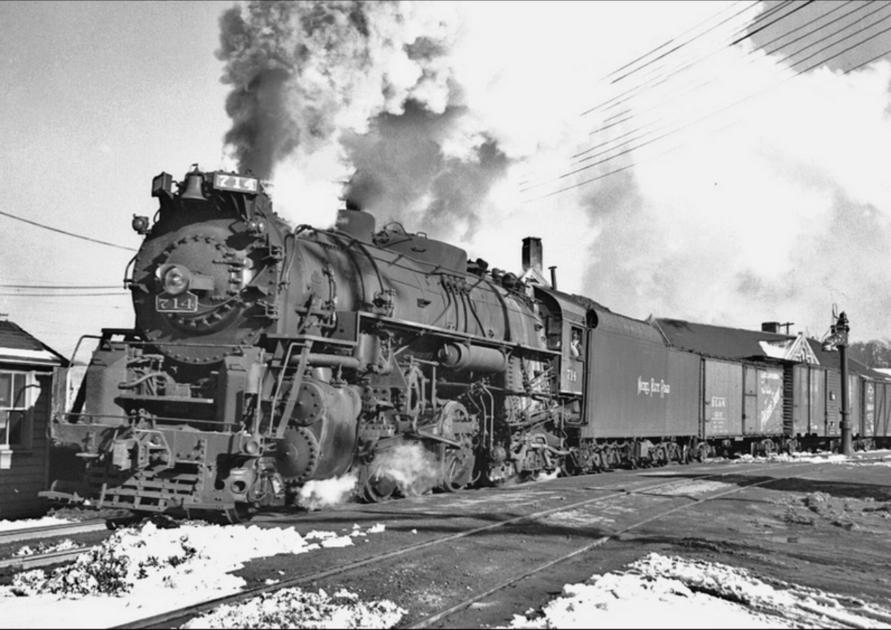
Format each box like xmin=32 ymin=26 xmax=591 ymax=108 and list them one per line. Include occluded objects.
xmin=562 ymin=1 xmax=891 ymax=172
xmin=574 ymin=0 xmax=862 ymax=154
xmin=583 ymin=1 xmax=766 ymax=116
xmin=606 ymin=1 xmax=764 ymax=86
xmin=0 ymin=292 xmax=128 ymax=297
xmin=0 ymin=209 xmax=137 ymax=252
xmin=518 ymin=1 xmax=767 ymax=189
xmin=601 ymin=1 xmax=756 ymax=83
xmin=526 ymin=20 xmax=891 ymax=201
xmin=522 ymin=3 xmax=891 ymax=196
xmin=0 ymin=284 xmax=124 ymax=289
xmin=582 ymin=1 xmax=806 ymax=118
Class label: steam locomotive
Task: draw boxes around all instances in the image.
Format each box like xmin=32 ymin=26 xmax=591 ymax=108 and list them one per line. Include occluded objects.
xmin=43 ymin=165 xmax=886 ymax=520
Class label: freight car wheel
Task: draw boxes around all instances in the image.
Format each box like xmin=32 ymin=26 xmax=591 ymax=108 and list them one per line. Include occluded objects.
xmin=693 ymin=442 xmax=710 ymax=462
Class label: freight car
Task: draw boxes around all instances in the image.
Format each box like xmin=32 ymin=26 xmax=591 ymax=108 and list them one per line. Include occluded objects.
xmin=651 ymin=318 xmax=891 ymax=455
xmin=41 ymin=165 xmax=889 ymax=521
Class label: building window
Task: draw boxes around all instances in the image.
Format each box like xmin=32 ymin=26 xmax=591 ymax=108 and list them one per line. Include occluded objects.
xmin=0 ymin=370 xmax=36 ymax=450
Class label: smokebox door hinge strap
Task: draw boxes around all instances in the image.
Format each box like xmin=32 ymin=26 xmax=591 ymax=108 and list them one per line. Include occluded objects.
xmin=275 ymin=344 xmax=311 ymax=439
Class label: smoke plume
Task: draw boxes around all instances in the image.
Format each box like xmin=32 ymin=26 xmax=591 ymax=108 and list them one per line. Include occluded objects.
xmin=216 ymin=0 xmax=456 ymax=179
xmin=215 ymin=1 xmax=891 ymax=341
xmin=343 ymin=102 xmax=510 ymax=238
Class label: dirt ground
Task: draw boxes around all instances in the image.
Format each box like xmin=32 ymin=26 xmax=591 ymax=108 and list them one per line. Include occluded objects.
xmin=234 ymin=455 xmax=891 ymax=627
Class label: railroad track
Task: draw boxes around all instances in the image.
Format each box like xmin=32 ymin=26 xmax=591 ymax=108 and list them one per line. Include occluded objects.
xmin=0 ymin=546 xmax=97 ymax=572
xmin=0 ymin=519 xmax=106 ymax=546
xmin=114 ymin=457 xmax=833 ymax=629
xmin=0 ymin=519 xmax=107 ymax=571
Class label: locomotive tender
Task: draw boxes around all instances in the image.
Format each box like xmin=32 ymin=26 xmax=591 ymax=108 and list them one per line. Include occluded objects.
xmin=43 ymin=166 xmax=887 ymax=519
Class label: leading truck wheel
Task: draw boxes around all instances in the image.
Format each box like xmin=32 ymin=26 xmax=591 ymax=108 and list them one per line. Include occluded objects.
xmin=440 ymin=451 xmax=475 ymax=492
xmin=364 ymin=473 xmax=397 ymax=502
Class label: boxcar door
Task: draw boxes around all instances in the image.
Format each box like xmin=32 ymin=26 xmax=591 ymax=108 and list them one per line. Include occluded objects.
xmin=863 ymin=381 xmax=875 ymax=438
xmin=743 ymin=365 xmax=757 ymax=435
xmin=809 ymin=367 xmax=826 ymax=436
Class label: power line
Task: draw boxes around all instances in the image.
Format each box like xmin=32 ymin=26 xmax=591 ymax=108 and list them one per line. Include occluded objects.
xmin=582 ymin=1 xmax=809 ymax=119
xmin=577 ymin=0 xmax=858 ymax=144
xmin=758 ymin=0 xmax=858 ymax=55
xmin=844 ymin=43 xmax=891 ymax=71
xmin=524 ymin=4 xmax=891 ymax=193
xmin=528 ymin=25 xmax=891 ymax=200
xmin=0 ymin=292 xmax=128 ymax=297
xmin=0 ymin=284 xmax=124 ymax=289
xmin=603 ymin=2 xmax=754 ymax=81
xmin=0 ymin=209 xmax=138 ymax=252
xmin=607 ymin=1 xmax=763 ymax=86
xmin=566 ymin=0 xmax=891 ymax=170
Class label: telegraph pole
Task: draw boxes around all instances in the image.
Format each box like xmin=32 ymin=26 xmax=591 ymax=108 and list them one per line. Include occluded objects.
xmin=835 ymin=312 xmax=852 ymax=456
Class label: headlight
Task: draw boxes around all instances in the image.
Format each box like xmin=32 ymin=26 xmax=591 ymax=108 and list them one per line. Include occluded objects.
xmin=162 ymin=265 xmax=191 ymax=295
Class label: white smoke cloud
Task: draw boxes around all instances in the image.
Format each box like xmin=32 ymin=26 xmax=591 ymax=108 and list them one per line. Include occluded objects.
xmin=218 ymin=1 xmax=891 ymax=341
xmin=442 ymin=1 xmax=891 ymax=341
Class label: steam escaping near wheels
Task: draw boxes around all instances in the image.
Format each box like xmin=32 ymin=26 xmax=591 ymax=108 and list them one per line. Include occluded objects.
xmin=297 ymin=473 xmax=359 ymax=512
xmin=367 ymin=442 xmax=442 ymax=499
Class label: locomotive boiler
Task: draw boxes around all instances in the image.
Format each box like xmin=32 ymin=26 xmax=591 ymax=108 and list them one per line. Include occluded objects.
xmin=45 ymin=166 xmax=582 ymax=519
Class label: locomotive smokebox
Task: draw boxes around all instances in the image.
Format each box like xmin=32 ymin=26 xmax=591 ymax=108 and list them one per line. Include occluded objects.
xmin=522 ymin=237 xmax=543 ymax=275
xmin=335 ymin=201 xmax=376 ymax=243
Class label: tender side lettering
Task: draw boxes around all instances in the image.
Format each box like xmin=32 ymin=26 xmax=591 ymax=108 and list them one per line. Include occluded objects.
xmin=637 ymin=376 xmax=671 ymax=398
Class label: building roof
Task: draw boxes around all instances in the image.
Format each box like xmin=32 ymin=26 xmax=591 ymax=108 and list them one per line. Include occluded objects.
xmin=0 ymin=320 xmax=68 ymax=367
xmin=650 ymin=317 xmax=796 ymax=361
xmin=806 ymin=338 xmax=890 ymax=380
xmin=649 ymin=317 xmax=891 ymax=381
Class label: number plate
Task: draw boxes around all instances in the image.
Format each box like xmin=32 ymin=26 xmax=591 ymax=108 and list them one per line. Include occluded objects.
xmin=156 ymin=292 xmax=198 ymax=313
xmin=213 ymin=173 xmax=258 ymax=194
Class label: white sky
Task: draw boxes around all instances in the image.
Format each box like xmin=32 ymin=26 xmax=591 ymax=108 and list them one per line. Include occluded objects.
xmin=3 ymin=1 xmax=891 ymax=359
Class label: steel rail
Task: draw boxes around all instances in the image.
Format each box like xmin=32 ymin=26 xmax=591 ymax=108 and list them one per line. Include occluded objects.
xmin=114 ymin=458 xmax=813 ymax=629
xmin=0 ymin=546 xmax=98 ymax=571
xmin=0 ymin=520 xmax=106 ymax=546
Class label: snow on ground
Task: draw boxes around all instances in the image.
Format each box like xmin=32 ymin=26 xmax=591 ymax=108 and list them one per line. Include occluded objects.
xmin=0 ymin=520 xmax=388 ymax=629
xmin=506 ymin=553 xmax=891 ymax=629
xmin=658 ymin=480 xmax=735 ymax=496
xmin=715 ymin=449 xmax=891 ymax=466
xmin=0 ymin=515 xmax=74 ymax=532
xmin=180 ymin=586 xmax=405 ymax=629
xmin=724 ymin=452 xmax=847 ymax=465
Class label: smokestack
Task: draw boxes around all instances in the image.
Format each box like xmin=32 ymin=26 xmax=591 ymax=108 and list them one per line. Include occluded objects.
xmin=761 ymin=321 xmax=780 ymax=334
xmin=522 ymin=237 xmax=543 ymax=275
xmin=334 ymin=200 xmax=376 ymax=243
xmin=549 ymin=266 xmax=558 ymax=290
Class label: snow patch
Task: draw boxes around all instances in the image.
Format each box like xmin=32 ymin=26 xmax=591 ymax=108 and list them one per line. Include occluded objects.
xmin=506 ymin=553 xmax=891 ymax=629
xmin=0 ymin=521 xmax=385 ymax=628
xmin=659 ymin=480 xmax=735 ymax=496
xmin=180 ymin=586 xmax=405 ymax=629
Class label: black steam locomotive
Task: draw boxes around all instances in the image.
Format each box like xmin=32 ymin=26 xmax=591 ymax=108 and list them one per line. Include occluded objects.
xmin=43 ymin=166 xmax=888 ymax=520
